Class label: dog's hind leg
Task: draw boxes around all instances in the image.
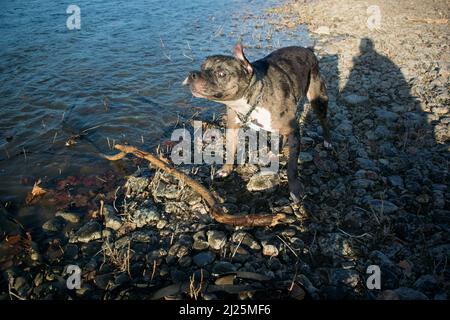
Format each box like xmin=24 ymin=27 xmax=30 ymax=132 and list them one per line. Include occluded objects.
xmin=307 ymin=63 xmax=332 ymax=149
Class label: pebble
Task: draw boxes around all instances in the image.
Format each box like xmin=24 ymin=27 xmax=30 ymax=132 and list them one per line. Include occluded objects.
xmin=55 ymin=211 xmax=81 ymax=224
xmin=193 ymin=251 xmax=215 ymax=267
xmin=262 ymin=242 xmax=279 ymax=257
xmin=368 ymin=199 xmax=399 ymax=214
xmin=207 ymin=230 xmax=227 ymax=251
xmin=246 ymin=173 xmax=280 ymax=192
xmin=42 ymin=217 xmax=66 ymax=233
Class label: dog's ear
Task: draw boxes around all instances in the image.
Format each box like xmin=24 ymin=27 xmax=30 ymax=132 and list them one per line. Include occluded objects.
xmin=233 ymin=43 xmax=253 ymax=75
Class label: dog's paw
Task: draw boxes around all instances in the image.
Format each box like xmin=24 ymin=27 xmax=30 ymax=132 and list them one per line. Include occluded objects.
xmin=215 ymin=167 xmax=232 ymax=178
xmin=323 ymin=140 xmax=332 ymax=149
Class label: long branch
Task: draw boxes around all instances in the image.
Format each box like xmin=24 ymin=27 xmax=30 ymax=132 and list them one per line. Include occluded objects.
xmin=104 ymin=144 xmax=285 ymax=227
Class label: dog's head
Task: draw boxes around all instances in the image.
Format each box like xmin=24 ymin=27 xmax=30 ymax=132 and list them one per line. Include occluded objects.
xmin=183 ymin=43 xmax=253 ymax=102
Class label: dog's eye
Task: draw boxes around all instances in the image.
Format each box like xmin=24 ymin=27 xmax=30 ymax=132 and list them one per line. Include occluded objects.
xmin=217 ymin=71 xmax=226 ymax=78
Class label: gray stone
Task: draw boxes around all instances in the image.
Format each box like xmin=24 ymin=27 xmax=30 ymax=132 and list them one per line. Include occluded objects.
xmin=246 ymin=173 xmax=280 ymax=192
xmin=262 ymin=242 xmax=279 ymax=257
xmin=193 ymin=231 xmax=209 ymax=250
xmin=207 ymin=230 xmax=227 ymax=251
xmin=330 ymin=269 xmax=360 ymax=288
xmin=393 ymin=287 xmax=429 ymax=300
xmin=104 ymin=210 xmax=123 ymax=231
xmin=356 ymin=158 xmax=378 ymax=171
xmin=55 ymin=211 xmax=81 ymax=224
xmin=375 ymin=109 xmax=399 ymax=122
xmin=351 ymin=179 xmax=374 ymax=189
xmin=388 ymin=175 xmax=404 ymax=188
xmin=413 ymin=275 xmax=438 ymax=292
xmin=72 ymin=221 xmax=102 ymax=243
xmin=231 ymin=231 xmax=261 ymax=250
xmin=193 ymin=251 xmax=215 ymax=267
xmin=211 ymin=261 xmax=237 ymax=274
xmin=344 ymin=94 xmax=369 ymax=105
xmin=299 ymin=152 xmax=313 ymax=163
xmin=132 ymin=205 xmax=160 ymax=228
xmin=42 ymin=217 xmax=66 ymax=233
xmin=368 ymin=199 xmax=398 ymax=214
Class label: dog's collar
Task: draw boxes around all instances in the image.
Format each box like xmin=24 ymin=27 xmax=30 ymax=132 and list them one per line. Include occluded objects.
xmin=235 ymin=76 xmax=264 ymax=126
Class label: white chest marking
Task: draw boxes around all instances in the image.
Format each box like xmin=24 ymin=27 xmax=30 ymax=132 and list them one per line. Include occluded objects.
xmin=225 ymin=98 xmax=274 ymax=132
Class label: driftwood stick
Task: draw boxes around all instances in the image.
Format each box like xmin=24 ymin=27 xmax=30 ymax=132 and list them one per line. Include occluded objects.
xmin=104 ymin=144 xmax=285 ymax=227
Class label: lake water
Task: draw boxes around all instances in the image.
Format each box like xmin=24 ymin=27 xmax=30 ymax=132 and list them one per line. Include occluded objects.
xmin=0 ymin=0 xmax=310 ymax=224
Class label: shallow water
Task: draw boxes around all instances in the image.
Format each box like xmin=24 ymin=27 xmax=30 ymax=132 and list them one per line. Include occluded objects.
xmin=0 ymin=0 xmax=310 ymax=225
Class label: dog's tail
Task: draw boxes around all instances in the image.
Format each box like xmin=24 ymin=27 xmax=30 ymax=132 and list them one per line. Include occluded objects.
xmin=307 ymin=60 xmax=331 ymax=144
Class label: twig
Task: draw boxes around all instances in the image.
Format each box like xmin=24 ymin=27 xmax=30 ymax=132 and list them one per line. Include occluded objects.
xmin=104 ymin=144 xmax=285 ymax=227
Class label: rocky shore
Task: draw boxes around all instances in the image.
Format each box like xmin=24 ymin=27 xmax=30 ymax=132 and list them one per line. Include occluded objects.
xmin=1 ymin=0 xmax=448 ymax=300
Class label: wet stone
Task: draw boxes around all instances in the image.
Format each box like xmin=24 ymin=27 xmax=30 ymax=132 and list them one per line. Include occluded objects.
xmin=55 ymin=211 xmax=81 ymax=224
xmin=42 ymin=217 xmax=66 ymax=233
xmin=193 ymin=251 xmax=215 ymax=267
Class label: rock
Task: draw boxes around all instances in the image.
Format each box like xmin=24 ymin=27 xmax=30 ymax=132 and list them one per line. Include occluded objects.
xmin=314 ymin=26 xmax=330 ymax=35
xmin=178 ymin=256 xmax=192 ymax=268
xmin=377 ymin=290 xmax=400 ymax=300
xmin=193 ymin=231 xmax=209 ymax=251
xmin=124 ymin=176 xmax=149 ymax=195
xmin=388 ymin=175 xmax=404 ymax=188
xmin=156 ymin=219 xmax=168 ymax=229
xmin=318 ymin=233 xmax=354 ymax=258
xmin=299 ymin=152 xmax=313 ymax=163
xmin=207 ymin=230 xmax=227 ymax=251
xmin=71 ymin=221 xmax=102 ymax=243
xmin=55 ymin=211 xmax=81 ymax=224
xmin=262 ymin=242 xmax=279 ymax=257
xmin=356 ymin=158 xmax=378 ymax=171
xmin=246 ymin=173 xmax=280 ymax=192
xmin=42 ymin=217 xmax=66 ymax=233
xmin=375 ymin=109 xmax=399 ymax=122
xmin=95 ymin=273 xmax=113 ymax=290
xmin=193 ymin=251 xmax=215 ymax=267
xmin=231 ymin=231 xmax=261 ymax=251
xmin=168 ymin=243 xmax=190 ymax=259
xmin=351 ymin=179 xmax=374 ymax=189
xmin=104 ymin=210 xmax=123 ymax=231
xmin=330 ymin=269 xmax=360 ymax=288
xmin=336 ymin=121 xmax=353 ymax=135
xmin=132 ymin=230 xmax=157 ymax=243
xmin=132 ymin=204 xmax=160 ymax=228
xmin=368 ymin=199 xmax=398 ymax=214
xmin=343 ymin=94 xmax=369 ymax=105
xmin=211 ymin=261 xmax=237 ymax=275
xmin=392 ymin=287 xmax=429 ymax=300
xmin=413 ymin=275 xmax=438 ymax=292
xmin=64 ymin=243 xmax=79 ymax=260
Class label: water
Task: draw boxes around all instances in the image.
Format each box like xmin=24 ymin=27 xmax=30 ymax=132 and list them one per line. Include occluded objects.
xmin=0 ymin=0 xmax=310 ymax=224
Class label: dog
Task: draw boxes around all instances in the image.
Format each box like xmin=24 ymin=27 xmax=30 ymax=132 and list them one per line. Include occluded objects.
xmin=183 ymin=43 xmax=331 ymax=203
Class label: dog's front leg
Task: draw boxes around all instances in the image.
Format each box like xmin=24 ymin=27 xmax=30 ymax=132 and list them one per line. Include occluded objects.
xmin=216 ymin=108 xmax=241 ymax=178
